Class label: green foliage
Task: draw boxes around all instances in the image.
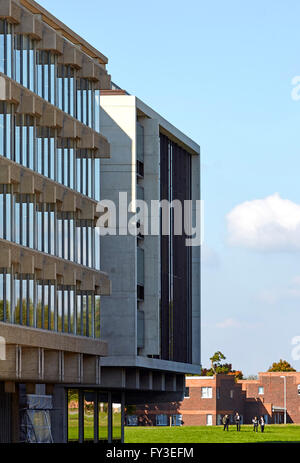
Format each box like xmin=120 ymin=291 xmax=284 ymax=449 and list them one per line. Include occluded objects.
xmin=268 ymin=359 xmax=296 ymax=372
xmin=210 ymin=351 xmax=226 ymax=373
xmin=201 ymin=351 xmax=243 ymax=379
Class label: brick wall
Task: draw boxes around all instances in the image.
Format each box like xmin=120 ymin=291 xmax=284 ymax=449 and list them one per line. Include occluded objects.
xmin=130 ymin=372 xmax=300 ymax=426
xmin=240 ymin=372 xmax=300 ymax=423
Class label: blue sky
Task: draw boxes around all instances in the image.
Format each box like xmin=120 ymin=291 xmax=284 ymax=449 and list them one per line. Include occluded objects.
xmin=39 ymin=0 xmax=300 ymax=375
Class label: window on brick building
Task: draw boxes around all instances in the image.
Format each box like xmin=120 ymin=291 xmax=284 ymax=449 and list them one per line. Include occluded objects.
xmin=206 ymin=414 xmax=213 ymax=426
xmin=297 ymin=385 xmax=300 ymax=395
xmin=127 ymin=415 xmax=138 ymax=426
xmin=184 ymin=387 xmax=190 ymax=398
xmin=230 ymin=389 xmax=234 ymax=399
xmin=258 ymin=386 xmax=264 ymax=395
xmin=171 ymin=414 xmax=182 ymax=426
xmin=156 ymin=414 xmax=168 ymax=426
xmin=201 ymin=387 xmax=212 ymax=398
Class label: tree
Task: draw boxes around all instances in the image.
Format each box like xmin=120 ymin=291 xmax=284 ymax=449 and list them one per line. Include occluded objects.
xmin=210 ymin=351 xmax=226 ymax=374
xmin=202 ymin=351 xmax=243 ymax=379
xmin=228 ymin=370 xmax=243 ymax=380
xmin=268 ymin=359 xmax=296 ymax=372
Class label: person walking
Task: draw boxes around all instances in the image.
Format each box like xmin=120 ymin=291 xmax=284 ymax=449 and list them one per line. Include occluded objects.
xmin=222 ymin=414 xmax=230 ymax=431
xmin=260 ymin=416 xmax=265 ymax=433
xmin=252 ymin=416 xmax=259 ymax=432
xmin=234 ymin=412 xmax=241 ymax=431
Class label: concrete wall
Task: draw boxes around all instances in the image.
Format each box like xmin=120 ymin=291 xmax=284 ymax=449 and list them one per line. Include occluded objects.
xmin=100 ymin=94 xmax=201 ymax=369
xmin=138 ymin=116 xmax=160 ymax=356
xmin=100 ymin=96 xmax=138 ymax=357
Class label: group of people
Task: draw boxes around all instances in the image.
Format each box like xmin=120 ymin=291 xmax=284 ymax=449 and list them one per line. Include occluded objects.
xmin=252 ymin=415 xmax=265 ymax=432
xmin=222 ymin=412 xmax=265 ymax=432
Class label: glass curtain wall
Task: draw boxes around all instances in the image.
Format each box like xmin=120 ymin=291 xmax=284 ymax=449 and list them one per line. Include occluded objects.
xmin=0 ymin=190 xmax=100 ymax=269
xmin=0 ymin=20 xmax=101 ymax=133
xmin=67 ymin=391 xmax=111 ymax=444
xmin=0 ymin=22 xmax=102 ymax=339
xmin=0 ymin=273 xmax=100 ymax=337
xmin=0 ymin=107 xmax=101 ymax=202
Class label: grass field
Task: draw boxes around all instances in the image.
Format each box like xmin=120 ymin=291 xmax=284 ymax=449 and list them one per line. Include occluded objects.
xmin=68 ymin=410 xmax=121 ymax=441
xmin=124 ymin=424 xmax=300 ymax=443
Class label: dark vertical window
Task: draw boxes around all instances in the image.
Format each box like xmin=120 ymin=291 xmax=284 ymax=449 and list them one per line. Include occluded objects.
xmin=160 ymin=134 xmax=192 ymax=363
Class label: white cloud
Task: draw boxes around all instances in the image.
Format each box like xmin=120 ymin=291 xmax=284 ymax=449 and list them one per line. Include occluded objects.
xmin=227 ymin=193 xmax=300 ymax=251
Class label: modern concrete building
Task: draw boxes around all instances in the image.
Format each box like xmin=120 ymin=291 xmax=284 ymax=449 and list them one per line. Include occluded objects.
xmin=99 ymin=91 xmax=201 ymax=405
xmin=0 ymin=0 xmax=201 ymax=443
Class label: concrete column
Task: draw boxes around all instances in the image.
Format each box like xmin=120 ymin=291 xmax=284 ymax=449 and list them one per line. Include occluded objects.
xmin=78 ymin=389 xmax=84 ymax=443
xmin=11 ymin=385 xmax=19 ymax=443
xmin=140 ymin=117 xmax=161 ymax=357
xmin=121 ymin=392 xmax=125 ymax=444
xmin=51 ymin=385 xmax=67 ymax=443
xmin=108 ymin=392 xmax=112 ymax=443
xmin=94 ymin=391 xmax=99 ymax=443
xmin=100 ymin=96 xmax=138 ymax=357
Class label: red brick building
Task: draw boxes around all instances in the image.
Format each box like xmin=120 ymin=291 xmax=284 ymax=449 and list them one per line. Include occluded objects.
xmin=240 ymin=372 xmax=300 ymax=424
xmin=127 ymin=372 xmax=300 ymax=426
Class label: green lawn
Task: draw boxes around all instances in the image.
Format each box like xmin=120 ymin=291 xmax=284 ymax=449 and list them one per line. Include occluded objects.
xmin=68 ymin=410 xmax=120 ymax=441
xmin=125 ymin=424 xmax=300 ymax=443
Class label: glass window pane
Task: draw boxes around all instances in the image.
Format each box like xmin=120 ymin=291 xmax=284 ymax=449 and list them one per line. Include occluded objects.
xmin=68 ymin=389 xmax=79 ymax=442
xmin=84 ymin=391 xmax=94 ymax=441
xmin=112 ymin=403 xmax=121 ymax=441
xmin=98 ymin=398 xmax=108 ymax=442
